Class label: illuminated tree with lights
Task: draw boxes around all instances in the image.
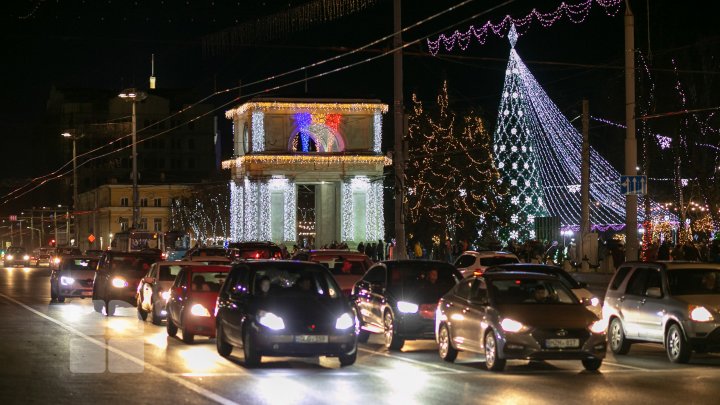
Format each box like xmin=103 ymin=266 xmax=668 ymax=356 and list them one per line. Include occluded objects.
xmin=405 ymin=81 xmax=508 ymax=246
xmin=170 ymin=183 xmax=230 ymax=244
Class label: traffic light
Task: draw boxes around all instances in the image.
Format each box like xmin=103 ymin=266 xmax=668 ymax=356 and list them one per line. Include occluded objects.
xmin=50 ymin=239 xmax=56 ymax=247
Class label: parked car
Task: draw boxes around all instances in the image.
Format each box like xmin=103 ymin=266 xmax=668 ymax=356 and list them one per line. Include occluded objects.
xmin=215 ymin=260 xmax=357 ymax=367
xmin=50 ymin=256 xmax=100 ymax=302
xmin=454 ymin=250 xmax=520 ymax=277
xmin=603 ymin=261 xmax=720 ymax=363
xmin=228 ymin=241 xmax=284 ymax=260
xmin=137 ymin=261 xmax=193 ymax=325
xmin=484 ymin=263 xmax=602 ymax=317
xmin=436 ymin=271 xmax=606 ymax=371
xmin=4 ymin=246 xmax=30 ymax=267
xmin=352 ymin=260 xmax=462 ymax=350
xmin=292 ymin=249 xmax=373 ymax=295
xmin=92 ymin=250 xmax=162 ymax=316
xmin=166 ymin=265 xmax=230 ymax=343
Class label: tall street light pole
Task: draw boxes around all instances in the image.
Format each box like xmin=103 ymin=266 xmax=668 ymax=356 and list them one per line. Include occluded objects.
xmin=62 ymin=132 xmax=83 ymax=246
xmin=393 ymin=0 xmax=407 ymax=260
xmin=118 ymin=88 xmax=147 ymax=230
xmin=624 ymin=1 xmax=639 ymax=261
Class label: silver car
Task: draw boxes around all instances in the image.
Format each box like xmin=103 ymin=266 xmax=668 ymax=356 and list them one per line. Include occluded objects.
xmin=50 ymin=256 xmax=99 ymax=302
xmin=603 ymin=261 xmax=720 ymax=363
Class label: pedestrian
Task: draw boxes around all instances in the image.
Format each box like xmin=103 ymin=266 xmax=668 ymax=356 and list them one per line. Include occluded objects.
xmin=414 ymin=240 xmax=423 ymax=259
xmin=657 ymin=241 xmax=670 ymax=260
xmin=377 ymin=239 xmax=384 ymax=261
xmin=357 ymin=241 xmax=364 ymax=253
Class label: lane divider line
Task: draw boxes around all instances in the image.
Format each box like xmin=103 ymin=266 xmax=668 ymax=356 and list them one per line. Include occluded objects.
xmin=0 ymin=292 xmax=239 ymax=405
xmin=358 ymin=347 xmax=466 ymax=373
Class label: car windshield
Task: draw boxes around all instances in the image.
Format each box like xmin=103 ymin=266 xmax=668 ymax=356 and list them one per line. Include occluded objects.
xmin=159 ymin=264 xmax=187 ymax=281
xmin=390 ymin=263 xmax=458 ymax=288
xmin=190 ymin=271 xmax=228 ymax=292
xmin=490 ymin=278 xmax=578 ymax=305
xmin=8 ymin=247 xmax=25 ymax=254
xmin=312 ymin=256 xmax=367 ymax=276
xmin=111 ymin=256 xmax=156 ymax=273
xmin=251 ymin=264 xmax=341 ymax=299
xmin=479 ymin=256 xmax=519 ymax=266
xmin=488 ymin=267 xmax=581 ymax=289
xmin=61 ymin=258 xmax=98 ymax=271
xmin=668 ymin=269 xmax=720 ymax=295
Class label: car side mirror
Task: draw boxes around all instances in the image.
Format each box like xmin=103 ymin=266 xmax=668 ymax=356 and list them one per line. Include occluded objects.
xmin=144 ymin=276 xmax=155 ymax=284
xmin=646 ymin=287 xmax=662 ymax=298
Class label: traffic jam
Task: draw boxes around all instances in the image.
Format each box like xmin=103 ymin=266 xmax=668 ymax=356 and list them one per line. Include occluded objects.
xmin=25 ymin=230 xmax=720 ymax=370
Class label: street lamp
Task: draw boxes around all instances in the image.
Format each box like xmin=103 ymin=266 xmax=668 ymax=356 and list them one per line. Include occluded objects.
xmin=62 ymin=132 xmax=84 ymax=246
xmin=118 ymin=88 xmax=147 ymax=229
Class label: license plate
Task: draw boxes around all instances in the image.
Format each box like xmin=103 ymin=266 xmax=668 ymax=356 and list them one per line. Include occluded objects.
xmin=545 ymin=338 xmax=580 ymax=348
xmin=81 ymin=291 xmax=93 ymax=296
xmin=294 ymin=335 xmax=328 ymax=343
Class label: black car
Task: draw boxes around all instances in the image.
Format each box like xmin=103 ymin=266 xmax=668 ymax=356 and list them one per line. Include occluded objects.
xmin=228 ymin=241 xmax=284 ymax=260
xmin=351 ymin=260 xmax=462 ymax=350
xmin=215 ymin=260 xmax=357 ymax=367
xmin=4 ymin=246 xmax=30 ymax=267
xmin=92 ymin=251 xmax=162 ymax=316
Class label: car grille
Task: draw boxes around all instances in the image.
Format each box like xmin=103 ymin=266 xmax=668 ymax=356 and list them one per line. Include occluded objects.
xmin=77 ymin=279 xmax=94 ymax=287
xmin=531 ymin=328 xmax=589 ymax=348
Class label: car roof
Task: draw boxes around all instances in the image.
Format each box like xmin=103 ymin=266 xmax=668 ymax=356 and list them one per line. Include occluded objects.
xmin=188 ymin=265 xmax=231 ymax=272
xmin=61 ymin=255 xmax=98 ymax=260
xmin=461 ymin=250 xmax=519 ymax=258
xmin=480 ymin=271 xmax=558 ymax=281
xmin=185 ymin=256 xmax=230 ymax=261
xmin=486 ymin=263 xmax=564 ymax=273
xmin=622 ymin=261 xmax=720 ymax=270
xmin=154 ymin=261 xmax=196 ymax=266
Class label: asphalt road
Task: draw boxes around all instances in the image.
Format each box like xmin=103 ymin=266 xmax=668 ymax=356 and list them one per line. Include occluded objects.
xmin=1 ymin=266 xmax=720 ymax=405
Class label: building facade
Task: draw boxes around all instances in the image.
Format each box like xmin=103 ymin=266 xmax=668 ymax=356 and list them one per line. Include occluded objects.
xmin=76 ymin=184 xmax=191 ymax=251
xmin=224 ymin=99 xmax=389 ymax=248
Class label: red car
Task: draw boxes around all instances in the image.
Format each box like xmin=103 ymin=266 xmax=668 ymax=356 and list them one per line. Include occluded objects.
xmin=166 ymin=265 xmax=230 ymax=344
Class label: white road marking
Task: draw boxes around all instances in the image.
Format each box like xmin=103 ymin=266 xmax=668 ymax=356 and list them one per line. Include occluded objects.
xmin=0 ymin=292 xmax=239 ymax=405
xmin=602 ymin=361 xmax=653 ymax=371
xmin=359 ymin=347 xmax=466 ymax=373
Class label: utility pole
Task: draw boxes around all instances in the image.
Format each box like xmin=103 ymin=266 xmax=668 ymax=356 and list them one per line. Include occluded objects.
xmin=579 ymin=99 xmax=590 ymax=272
xmin=624 ymin=0 xmax=639 ymax=261
xmin=30 ymin=211 xmax=34 ymax=250
xmin=393 ymin=0 xmax=407 ymax=259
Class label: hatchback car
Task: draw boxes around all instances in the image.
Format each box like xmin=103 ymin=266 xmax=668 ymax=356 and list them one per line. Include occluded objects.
xmin=454 ymin=251 xmax=520 ymax=277
xmin=352 ymin=260 xmax=462 ymax=350
xmin=166 ymin=265 xmax=230 ymax=343
xmin=50 ymin=256 xmax=99 ymax=302
xmin=484 ymin=263 xmax=602 ymax=317
xmin=292 ymin=249 xmax=373 ymax=295
xmin=92 ymin=251 xmax=162 ymax=316
xmin=603 ymin=261 xmax=720 ymax=363
xmin=215 ymin=260 xmax=357 ymax=367
xmin=437 ymin=271 xmax=606 ymax=371
xmin=137 ymin=261 xmax=193 ymax=325
xmin=4 ymin=246 xmax=30 ymax=267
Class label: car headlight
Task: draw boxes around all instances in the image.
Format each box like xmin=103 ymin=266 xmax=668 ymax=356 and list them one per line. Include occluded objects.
xmin=397 ymin=301 xmax=419 ymax=314
xmin=190 ymin=303 xmax=211 ymax=317
xmin=690 ymin=306 xmax=714 ymax=322
xmin=53 ymin=257 xmax=61 ymax=264
xmin=588 ymin=319 xmax=607 ymax=334
xmin=161 ymin=291 xmax=171 ymax=301
xmin=589 ymin=297 xmax=600 ymax=307
xmin=111 ymin=277 xmax=128 ymax=288
xmin=500 ymin=318 xmax=527 ymax=333
xmin=60 ymin=276 xmax=75 ymax=286
xmin=258 ymin=311 xmax=285 ymax=330
xmin=23 ymin=255 xmax=30 ymax=261
xmin=6 ymin=255 xmax=13 ymax=260
xmin=335 ymin=313 xmax=354 ymax=330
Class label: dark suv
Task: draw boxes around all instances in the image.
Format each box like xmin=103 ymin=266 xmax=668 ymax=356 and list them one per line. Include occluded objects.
xmin=92 ymin=251 xmax=161 ymax=316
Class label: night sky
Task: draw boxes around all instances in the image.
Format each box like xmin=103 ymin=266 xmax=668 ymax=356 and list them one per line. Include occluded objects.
xmin=1 ymin=0 xmax=717 ymax=213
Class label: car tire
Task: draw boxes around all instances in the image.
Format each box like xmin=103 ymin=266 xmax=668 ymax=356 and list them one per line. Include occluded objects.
xmin=243 ymin=328 xmax=262 ymax=367
xmin=609 ymin=318 xmax=631 ymax=355
xmin=484 ymin=330 xmax=506 ymax=372
xmin=105 ymin=300 xmax=115 ymax=316
xmin=50 ymin=282 xmax=58 ymax=301
xmin=216 ymin=322 xmax=233 ymax=358
xmin=57 ymin=295 xmax=65 ymax=303
xmin=151 ymin=306 xmax=163 ymax=326
xmin=383 ymin=311 xmax=404 ymax=351
xmin=182 ymin=328 xmax=195 ymax=344
xmin=666 ymin=323 xmax=691 ymax=364
xmin=166 ymin=317 xmax=178 ymax=337
xmin=137 ymin=298 xmax=149 ymax=321
xmin=338 ymin=348 xmax=357 ymax=367
xmin=438 ymin=324 xmax=458 ymax=363
xmin=93 ymin=298 xmax=104 ymax=313
xmin=581 ymin=358 xmax=602 ymax=371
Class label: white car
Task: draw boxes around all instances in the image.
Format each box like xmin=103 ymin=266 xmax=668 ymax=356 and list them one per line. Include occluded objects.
xmin=454 ymin=251 xmax=520 ymax=277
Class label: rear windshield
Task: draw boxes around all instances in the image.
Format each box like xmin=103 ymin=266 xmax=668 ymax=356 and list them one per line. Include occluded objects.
xmin=489 ymin=278 xmax=578 ymax=305
xmin=7 ymin=247 xmax=26 ymax=254
xmin=190 ymin=271 xmax=228 ymax=292
xmin=668 ymin=269 xmax=720 ymax=295
xmin=390 ymin=263 xmax=458 ymax=288
xmin=235 ymin=248 xmax=282 ymax=260
xmin=250 ymin=263 xmax=341 ymax=299
xmin=311 ymin=256 xmax=368 ymax=276
xmin=61 ymin=258 xmax=98 ymax=271
xmin=479 ymin=257 xmax=519 ymax=266
xmin=159 ymin=264 xmax=187 ymax=281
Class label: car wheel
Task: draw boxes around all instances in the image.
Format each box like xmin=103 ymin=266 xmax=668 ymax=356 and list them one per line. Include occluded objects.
xmin=243 ymin=328 xmax=262 ymax=367
xmin=57 ymin=294 xmax=65 ymax=303
xmin=137 ymin=298 xmax=148 ymax=321
xmin=93 ymin=298 xmax=104 ymax=313
xmin=609 ymin=318 xmax=631 ymax=355
xmin=105 ymin=300 xmax=115 ymax=316
xmin=166 ymin=317 xmax=178 ymax=337
xmin=581 ymin=358 xmax=603 ymax=371
xmin=50 ymin=282 xmax=58 ymax=301
xmin=484 ymin=330 xmax=506 ymax=371
xmin=383 ymin=311 xmax=405 ymax=351
xmin=151 ymin=306 xmax=163 ymax=326
xmin=354 ymin=307 xmax=370 ymax=343
xmin=216 ymin=322 xmax=233 ymax=357
xmin=182 ymin=328 xmax=195 ymax=344
xmin=666 ymin=323 xmax=691 ymax=363
xmin=438 ymin=324 xmax=458 ymax=363
xmin=338 ymin=347 xmax=357 ymax=367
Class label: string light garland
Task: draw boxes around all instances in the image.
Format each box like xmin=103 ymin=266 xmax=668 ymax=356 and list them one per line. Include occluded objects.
xmin=493 ymin=27 xmax=676 ymax=242
xmin=427 ymin=0 xmax=623 ymax=56
xmin=226 ymin=101 xmax=388 ymax=118
xmin=222 ymin=154 xmax=391 ymax=170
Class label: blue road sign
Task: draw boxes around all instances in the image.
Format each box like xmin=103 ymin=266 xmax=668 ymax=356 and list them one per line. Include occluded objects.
xmin=620 ymin=175 xmax=647 ymax=195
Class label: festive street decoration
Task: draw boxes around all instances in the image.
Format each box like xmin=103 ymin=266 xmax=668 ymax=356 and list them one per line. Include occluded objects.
xmin=427 ymin=0 xmax=623 ymax=56
xmin=405 ymin=81 xmax=508 ymax=245
xmin=170 ymin=183 xmax=230 ymax=244
xmin=493 ymin=26 xmax=675 ymax=241
xmin=222 ymin=154 xmax=391 ymax=170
